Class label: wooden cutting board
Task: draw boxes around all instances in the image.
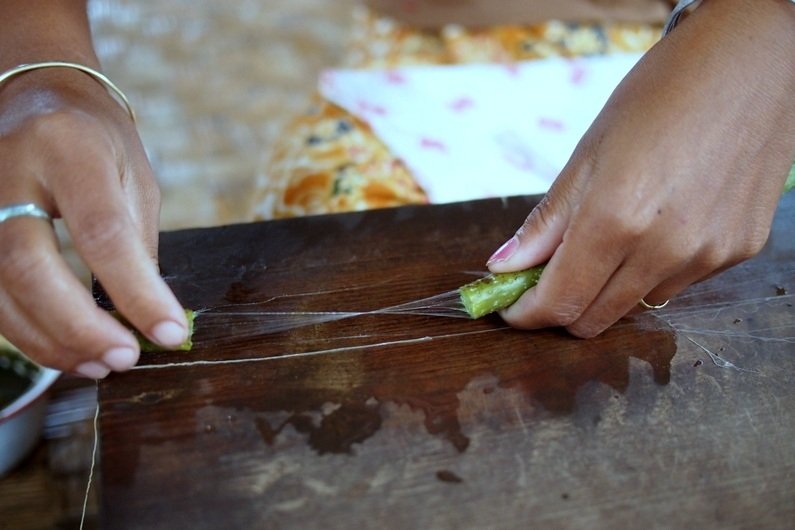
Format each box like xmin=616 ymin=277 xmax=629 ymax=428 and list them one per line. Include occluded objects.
xmin=98 ymin=193 xmax=795 ymax=529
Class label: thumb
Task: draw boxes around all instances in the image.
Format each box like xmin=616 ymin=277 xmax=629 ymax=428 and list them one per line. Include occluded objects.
xmin=486 ymin=187 xmax=573 ymax=273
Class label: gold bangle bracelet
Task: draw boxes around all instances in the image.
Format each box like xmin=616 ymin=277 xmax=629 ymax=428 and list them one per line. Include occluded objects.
xmin=663 ymin=0 xmax=699 ymax=36
xmin=664 ymin=0 xmax=795 ymax=36
xmin=0 ymin=61 xmax=135 ymax=123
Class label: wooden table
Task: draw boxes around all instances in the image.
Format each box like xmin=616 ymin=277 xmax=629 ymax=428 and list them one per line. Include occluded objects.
xmin=98 ymin=194 xmax=795 ymax=529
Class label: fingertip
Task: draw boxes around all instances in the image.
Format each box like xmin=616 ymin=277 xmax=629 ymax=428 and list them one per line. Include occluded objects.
xmin=486 ymin=235 xmax=519 ymax=267
xmin=102 ymin=346 xmax=140 ymax=372
xmin=148 ymin=318 xmax=188 ymax=348
xmin=74 ymin=361 xmax=111 ymax=379
xmin=486 ymin=231 xmax=552 ymax=273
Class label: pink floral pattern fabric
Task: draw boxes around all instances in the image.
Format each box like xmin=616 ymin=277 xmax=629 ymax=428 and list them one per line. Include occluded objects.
xmin=248 ymin=7 xmax=662 ymax=220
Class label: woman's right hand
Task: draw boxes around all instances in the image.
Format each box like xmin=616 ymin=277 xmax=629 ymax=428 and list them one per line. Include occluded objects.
xmin=0 ymin=65 xmax=189 ymax=378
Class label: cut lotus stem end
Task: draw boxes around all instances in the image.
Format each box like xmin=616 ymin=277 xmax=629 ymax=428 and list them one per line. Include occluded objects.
xmin=458 ymin=266 xmax=545 ymax=319
xmin=111 ymin=308 xmax=195 ymax=352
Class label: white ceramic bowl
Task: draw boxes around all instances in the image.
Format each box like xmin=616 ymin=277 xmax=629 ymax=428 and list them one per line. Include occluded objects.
xmin=0 ymin=352 xmax=60 ymax=476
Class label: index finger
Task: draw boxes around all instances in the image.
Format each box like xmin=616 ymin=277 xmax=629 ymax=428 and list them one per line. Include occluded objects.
xmin=50 ymin=128 xmax=188 ymax=348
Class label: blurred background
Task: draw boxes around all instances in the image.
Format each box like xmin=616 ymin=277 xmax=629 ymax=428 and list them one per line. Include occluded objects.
xmin=1 ymin=1 xmax=354 ymax=528
xmin=91 ymin=0 xmax=358 ymax=230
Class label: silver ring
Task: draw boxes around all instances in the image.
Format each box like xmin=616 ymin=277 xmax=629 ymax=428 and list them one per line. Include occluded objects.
xmin=639 ymin=297 xmax=669 ymax=310
xmin=0 ymin=203 xmax=53 ymax=225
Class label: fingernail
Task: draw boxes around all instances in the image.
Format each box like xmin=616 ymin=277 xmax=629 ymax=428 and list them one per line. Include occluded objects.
xmin=74 ymin=361 xmax=111 ymax=379
xmin=150 ymin=320 xmax=187 ymax=347
xmin=102 ymin=347 xmax=139 ymax=371
xmin=487 ymin=235 xmax=519 ymax=265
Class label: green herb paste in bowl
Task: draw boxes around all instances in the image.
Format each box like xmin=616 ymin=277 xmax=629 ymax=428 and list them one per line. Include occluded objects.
xmin=0 ymin=342 xmax=60 ymax=475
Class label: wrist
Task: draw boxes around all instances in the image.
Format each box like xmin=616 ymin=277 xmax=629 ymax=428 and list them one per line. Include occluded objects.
xmin=0 ymin=67 xmax=136 ymax=139
xmin=0 ymin=63 xmax=135 ymax=124
xmin=0 ymin=0 xmax=100 ymax=72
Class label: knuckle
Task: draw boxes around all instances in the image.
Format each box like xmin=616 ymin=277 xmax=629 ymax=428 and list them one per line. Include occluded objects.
xmin=736 ymin=232 xmax=767 ymax=262
xmin=0 ymin=238 xmax=48 ymax=286
xmin=55 ymin=317 xmax=104 ymax=355
xmin=116 ymin=292 xmax=164 ymax=324
xmin=29 ymin=109 xmax=103 ymax=150
xmin=18 ymin=110 xmax=115 ymax=172
xmin=500 ymin=293 xmax=585 ymax=330
xmin=517 ymin=184 xmax=578 ymax=238
xmin=566 ymin=321 xmax=604 ymax=339
xmin=609 ymin=207 xmax=649 ymax=241
xmin=42 ymin=107 xmax=100 ymax=134
xmin=672 ymin=239 xmax=701 ymax=264
xmin=518 ymin=198 xmax=555 ymax=237
xmin=695 ymin=244 xmax=729 ymax=272
xmin=74 ymin=209 xmax=131 ymax=256
xmin=582 ymin=204 xmax=649 ymax=247
xmin=649 ymin=236 xmax=703 ymax=272
xmin=540 ymin=300 xmax=584 ymax=328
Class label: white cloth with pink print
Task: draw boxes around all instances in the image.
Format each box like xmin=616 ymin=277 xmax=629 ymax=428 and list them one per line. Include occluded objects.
xmin=320 ymin=53 xmax=644 ymax=204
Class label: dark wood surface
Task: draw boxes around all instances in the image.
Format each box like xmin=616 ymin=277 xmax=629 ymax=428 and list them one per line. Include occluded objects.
xmin=99 ymin=193 xmax=795 ymax=529
xmin=0 ymin=377 xmax=99 ymax=530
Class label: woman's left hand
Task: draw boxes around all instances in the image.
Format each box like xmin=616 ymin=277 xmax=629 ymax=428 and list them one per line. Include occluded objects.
xmin=487 ymin=0 xmax=795 ymax=337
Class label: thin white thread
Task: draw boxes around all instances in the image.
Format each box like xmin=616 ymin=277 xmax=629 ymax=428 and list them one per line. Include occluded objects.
xmin=203 ymin=289 xmax=468 ymax=320
xmin=193 ymin=290 xmax=470 ymax=339
xmin=80 ymin=380 xmax=100 ymax=530
xmin=206 ymin=311 xmax=359 ymax=317
xmin=131 ymin=327 xmax=507 ymax=371
xmin=685 ymin=336 xmax=759 ymax=374
xmin=653 ymin=264 xmax=793 ymax=306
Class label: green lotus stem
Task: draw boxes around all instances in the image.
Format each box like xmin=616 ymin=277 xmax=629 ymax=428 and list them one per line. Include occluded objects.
xmin=459 ymin=266 xmax=545 ymax=319
xmin=111 ymin=308 xmax=195 ymax=352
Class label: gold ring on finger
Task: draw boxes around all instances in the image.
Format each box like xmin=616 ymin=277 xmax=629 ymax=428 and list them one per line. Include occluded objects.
xmin=639 ymin=297 xmax=669 ymax=310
